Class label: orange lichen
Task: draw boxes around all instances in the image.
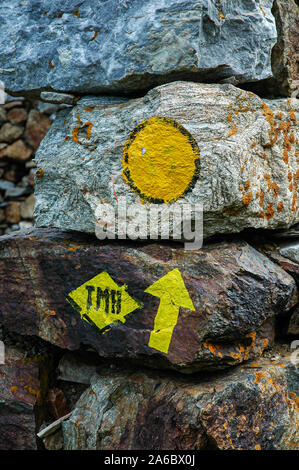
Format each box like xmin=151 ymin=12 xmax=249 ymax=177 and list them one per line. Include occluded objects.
xmin=242 ymin=192 xmax=252 ymax=206
xmin=244 ymin=180 xmax=251 ymax=191
xmin=277 ymin=201 xmax=284 ymax=213
xmin=73 ymin=10 xmax=80 ymax=18
xmin=219 ymin=11 xmax=225 ymax=20
xmin=49 ymin=60 xmax=54 ymax=68
xmin=84 ymin=107 xmax=94 ymax=112
xmin=228 ymin=124 xmax=237 ymax=137
xmin=64 ymin=136 xmax=69 ymax=141
xmin=289 ymin=109 xmax=296 ymax=124
xmin=36 ymin=168 xmax=44 ymax=179
xmin=90 ymin=31 xmax=98 ymax=41
xmin=10 ymin=386 xmax=18 ymax=392
xmin=44 ymin=310 xmax=56 ymax=316
xmin=58 ymin=12 xmax=63 ymax=18
xmin=72 ymin=125 xmax=80 ymax=143
xmin=266 ymin=203 xmax=274 ymax=219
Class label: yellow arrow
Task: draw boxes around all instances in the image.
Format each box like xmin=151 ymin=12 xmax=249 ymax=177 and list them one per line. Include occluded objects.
xmin=145 ymin=269 xmax=195 ymax=354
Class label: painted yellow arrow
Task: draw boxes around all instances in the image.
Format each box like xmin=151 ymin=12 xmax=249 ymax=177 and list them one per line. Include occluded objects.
xmin=145 ymin=268 xmax=195 ymax=354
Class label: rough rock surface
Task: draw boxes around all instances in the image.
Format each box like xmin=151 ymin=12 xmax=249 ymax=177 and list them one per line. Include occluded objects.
xmin=269 ymin=0 xmax=299 ymax=97
xmin=0 ymin=228 xmax=297 ymax=372
xmin=0 ymin=346 xmax=42 ymax=450
xmin=0 ymin=1 xmax=277 ymax=97
xmin=34 ymin=82 xmax=299 ymax=238
xmin=61 ymin=358 xmax=298 ymax=450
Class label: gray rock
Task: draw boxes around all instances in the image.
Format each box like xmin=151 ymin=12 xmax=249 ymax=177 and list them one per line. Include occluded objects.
xmin=58 ymin=353 xmax=100 ymax=385
xmin=287 ymin=306 xmax=299 ymax=335
xmin=5 ymin=186 xmax=30 ymax=199
xmin=34 ymin=82 xmax=299 ymax=239
xmin=40 ymin=92 xmax=76 ymax=105
xmin=0 ymin=181 xmax=14 ymax=192
xmin=279 ymin=242 xmax=299 ymax=264
xmin=0 ymin=0 xmax=276 ymax=96
xmin=62 ymin=357 xmax=298 ymax=450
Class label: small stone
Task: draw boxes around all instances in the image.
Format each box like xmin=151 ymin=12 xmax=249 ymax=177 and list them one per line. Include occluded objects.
xmin=0 ymin=123 xmax=24 ymax=143
xmin=0 ymin=139 xmax=32 ymax=161
xmin=7 ymin=107 xmax=27 ymax=123
xmin=5 ymin=201 xmax=21 ymax=224
xmin=25 ymin=160 xmax=36 ymax=169
xmin=0 ymin=107 xmax=7 ymax=124
xmin=4 ymin=100 xmax=24 ymax=110
xmin=288 ymin=306 xmax=299 ymax=335
xmin=40 ymin=92 xmax=76 ymax=105
xmin=5 ymin=186 xmax=30 ymax=199
xmin=20 ymin=193 xmax=34 ymax=219
xmin=19 ymin=221 xmax=33 ymax=231
xmin=25 ymin=109 xmax=52 ymax=150
xmin=0 ymin=180 xmax=14 ymax=191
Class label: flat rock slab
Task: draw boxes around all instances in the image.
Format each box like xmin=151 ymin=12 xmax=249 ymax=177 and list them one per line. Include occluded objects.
xmin=0 ymin=346 xmax=41 ymax=450
xmin=61 ymin=358 xmax=298 ymax=450
xmin=0 ymin=1 xmax=276 ymax=97
xmin=0 ymin=229 xmax=297 ymax=372
xmin=34 ymin=82 xmax=299 ymax=239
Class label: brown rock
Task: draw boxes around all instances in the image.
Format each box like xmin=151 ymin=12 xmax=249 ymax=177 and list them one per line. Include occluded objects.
xmin=46 ymin=388 xmax=69 ymax=421
xmin=0 ymin=123 xmax=24 ymax=143
xmin=5 ymin=201 xmax=21 ymax=224
xmin=0 ymin=106 xmax=7 ymax=124
xmin=288 ymin=306 xmax=299 ymax=335
xmin=20 ymin=194 xmax=34 ymax=219
xmin=43 ymin=430 xmax=63 ymax=451
xmin=0 ymin=139 xmax=32 ymax=161
xmin=62 ymin=358 xmax=298 ymax=450
xmin=4 ymin=100 xmax=25 ymax=110
xmin=25 ymin=110 xmax=51 ymax=150
xmin=0 ymin=346 xmax=41 ymax=450
xmin=0 ymin=229 xmax=296 ymax=372
xmin=270 ymin=0 xmax=299 ymax=97
xmin=7 ymin=107 xmax=27 ymax=123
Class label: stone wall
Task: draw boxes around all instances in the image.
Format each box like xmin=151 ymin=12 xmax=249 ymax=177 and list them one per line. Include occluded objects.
xmin=0 ymin=98 xmax=52 ymax=235
xmin=0 ymin=0 xmax=298 ymax=452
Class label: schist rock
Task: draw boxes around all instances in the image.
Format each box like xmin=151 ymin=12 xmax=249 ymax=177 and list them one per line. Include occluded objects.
xmin=61 ymin=358 xmax=298 ymax=450
xmin=33 ymin=82 xmax=299 ymax=239
xmin=0 ymin=346 xmax=42 ymax=450
xmin=0 ymin=228 xmax=297 ymax=373
xmin=0 ymin=0 xmax=277 ymax=97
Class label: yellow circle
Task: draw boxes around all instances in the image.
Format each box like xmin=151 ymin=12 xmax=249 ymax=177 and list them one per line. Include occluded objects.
xmin=122 ymin=116 xmax=200 ymax=203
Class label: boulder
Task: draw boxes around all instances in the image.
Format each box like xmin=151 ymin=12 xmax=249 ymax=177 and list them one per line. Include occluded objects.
xmin=34 ymin=82 xmax=299 ymax=239
xmin=0 ymin=346 xmax=41 ymax=450
xmin=269 ymin=0 xmax=299 ymax=97
xmin=25 ymin=110 xmax=52 ymax=150
xmin=0 ymin=228 xmax=297 ymax=372
xmin=0 ymin=0 xmax=276 ymax=97
xmin=61 ymin=357 xmax=298 ymax=450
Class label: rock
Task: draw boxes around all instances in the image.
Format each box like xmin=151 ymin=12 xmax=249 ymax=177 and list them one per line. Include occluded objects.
xmin=7 ymin=107 xmax=27 ymax=124
xmin=0 ymin=106 xmax=7 ymax=124
xmin=5 ymin=186 xmax=31 ymax=199
xmin=0 ymin=346 xmax=42 ymax=450
xmin=279 ymin=242 xmax=299 ymax=264
xmin=34 ymin=82 xmax=299 ymax=238
xmin=288 ymin=306 xmax=299 ymax=335
xmin=0 ymin=228 xmax=297 ymax=372
xmin=46 ymin=388 xmax=69 ymax=420
xmin=0 ymin=180 xmax=14 ymax=191
xmin=4 ymin=100 xmax=24 ymax=110
xmin=61 ymin=357 xmax=298 ymax=450
xmin=25 ymin=110 xmax=52 ymax=150
xmin=58 ymin=352 xmax=101 ymax=385
xmin=0 ymin=123 xmax=24 ymax=143
xmin=0 ymin=0 xmax=277 ymax=97
xmin=5 ymin=201 xmax=21 ymax=224
xmin=19 ymin=221 xmax=34 ymax=231
xmin=269 ymin=0 xmax=299 ymax=97
xmin=40 ymin=92 xmax=76 ymax=106
xmin=43 ymin=429 xmax=63 ymax=450
xmin=20 ymin=194 xmax=34 ymax=219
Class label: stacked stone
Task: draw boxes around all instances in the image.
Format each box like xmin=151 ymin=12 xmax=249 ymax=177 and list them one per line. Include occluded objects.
xmin=0 ymin=0 xmax=298 ymax=451
xmin=0 ymin=98 xmax=52 ymax=235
